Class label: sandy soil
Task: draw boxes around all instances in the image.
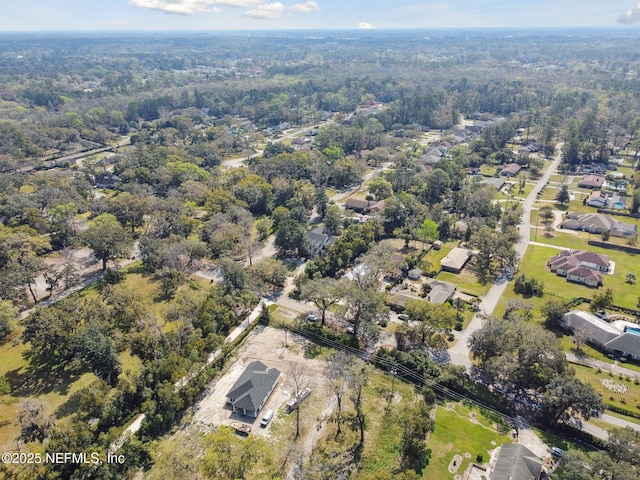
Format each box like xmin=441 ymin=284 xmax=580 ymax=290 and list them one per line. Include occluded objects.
xmin=191 ymin=325 xmax=330 ymax=438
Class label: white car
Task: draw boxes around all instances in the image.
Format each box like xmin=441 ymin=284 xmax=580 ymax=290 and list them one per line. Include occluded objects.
xmin=260 ymin=409 xmax=274 ymax=427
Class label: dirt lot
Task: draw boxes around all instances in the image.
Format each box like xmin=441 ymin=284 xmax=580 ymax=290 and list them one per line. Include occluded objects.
xmin=191 ymin=325 xmax=330 ymax=438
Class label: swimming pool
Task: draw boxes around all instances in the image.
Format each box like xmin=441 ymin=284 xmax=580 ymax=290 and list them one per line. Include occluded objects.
xmin=625 ymin=326 xmax=640 ymax=336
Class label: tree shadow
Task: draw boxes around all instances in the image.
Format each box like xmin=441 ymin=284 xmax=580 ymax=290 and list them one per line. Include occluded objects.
xmin=5 ymin=360 xmax=85 ymax=398
xmin=54 ymin=390 xmax=83 ymax=419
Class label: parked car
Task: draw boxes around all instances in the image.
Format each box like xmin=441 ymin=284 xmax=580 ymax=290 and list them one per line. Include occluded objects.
xmin=307 ymin=314 xmax=318 ymax=322
xmin=260 ymin=409 xmax=274 ymax=427
xmin=398 ymin=314 xmax=410 ymax=321
xmin=550 ymin=446 xmax=563 ymax=457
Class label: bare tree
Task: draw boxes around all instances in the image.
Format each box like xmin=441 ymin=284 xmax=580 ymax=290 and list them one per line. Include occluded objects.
xmin=18 ymin=400 xmax=54 ymax=443
xmin=573 ymin=325 xmax=591 ymax=355
xmin=349 ymin=366 xmax=369 ymax=447
xmin=288 ymin=361 xmax=311 ymax=439
xmin=324 ymin=351 xmax=353 ymax=438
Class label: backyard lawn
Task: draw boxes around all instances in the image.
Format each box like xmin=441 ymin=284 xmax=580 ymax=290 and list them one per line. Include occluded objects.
xmin=424 ymin=401 xmax=511 ymax=479
xmin=515 ymin=241 xmax=640 ymax=311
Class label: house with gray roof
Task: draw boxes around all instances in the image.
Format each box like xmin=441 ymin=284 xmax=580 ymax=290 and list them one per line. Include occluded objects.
xmin=441 ymin=247 xmax=473 ymax=274
xmin=425 ymin=279 xmax=456 ymax=304
xmin=306 ymin=227 xmax=334 ymax=257
xmin=226 ymin=361 xmax=280 ymax=418
xmin=491 ymin=444 xmax=543 ymax=480
xmin=483 ymin=177 xmax=507 ymax=190
xmin=562 ymin=212 xmax=637 ymax=238
xmin=562 ymin=311 xmax=640 ymax=360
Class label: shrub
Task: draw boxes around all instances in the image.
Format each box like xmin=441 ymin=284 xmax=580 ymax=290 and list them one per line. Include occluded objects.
xmin=455 ymin=322 xmax=463 ymax=331
xmin=476 ymin=453 xmax=484 ymax=463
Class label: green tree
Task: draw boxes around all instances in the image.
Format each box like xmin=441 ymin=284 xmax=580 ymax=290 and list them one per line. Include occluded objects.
xmin=274 ymin=218 xmax=308 ymax=257
xmin=219 ymin=257 xmax=246 ymax=293
xmin=323 ymin=203 xmax=342 ymax=236
xmin=0 ymin=300 xmax=18 ymax=339
xmin=590 ymin=288 xmax=614 ymax=313
xmin=543 ymin=374 xmax=604 ymax=425
xmin=109 ymin=192 xmax=150 ymax=234
xmin=341 ymin=283 xmax=388 ymax=337
xmin=556 ymin=184 xmax=571 ymax=205
xmin=418 ymin=218 xmax=439 ymax=247
xmin=608 ymin=427 xmax=640 ymax=466
xmin=202 ymin=426 xmax=270 ymax=479
xmin=402 ymin=300 xmax=455 ymax=350
xmin=299 ymin=277 xmax=344 ymax=326
xmin=368 ymin=177 xmax=394 ymax=200
xmin=83 ymin=213 xmax=132 ymax=271
xmin=542 ymin=299 xmax=568 ymax=327
xmin=349 ymin=366 xmax=369 ymax=446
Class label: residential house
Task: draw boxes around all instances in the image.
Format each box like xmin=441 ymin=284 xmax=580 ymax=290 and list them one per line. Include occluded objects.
xmin=585 ymin=191 xmax=627 ymax=209
xmin=440 ymin=247 xmax=473 ymax=274
xmin=95 ymin=173 xmax=120 ymax=189
xmin=425 ymin=279 xmax=456 ymax=304
xmin=566 ymin=266 xmax=603 ymax=287
xmin=578 ymin=174 xmax=605 ymax=189
xmin=586 ymin=191 xmax=608 ymax=208
xmin=548 ymin=249 xmax=609 ymax=287
xmin=562 ymin=212 xmax=637 ymax=238
xmin=499 ymin=163 xmax=522 ymax=177
xmin=226 ymin=361 xmax=281 ymax=418
xmin=344 ymin=198 xmax=385 ymax=214
xmin=562 ymin=212 xmax=615 ymax=234
xmin=407 ymin=268 xmax=423 ymax=280
xmin=305 ymin=227 xmax=334 ymax=257
xmin=562 ymin=311 xmax=640 ymax=360
xmin=491 ymin=444 xmax=543 ymax=480
xmin=548 ymin=249 xmax=610 ymax=273
xmin=483 ymin=177 xmax=507 ymax=190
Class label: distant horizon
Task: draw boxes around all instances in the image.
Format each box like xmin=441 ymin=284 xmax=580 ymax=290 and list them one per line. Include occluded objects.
xmin=2 ymin=1 xmax=640 ymax=32
xmin=2 ymin=25 xmax=640 ymax=35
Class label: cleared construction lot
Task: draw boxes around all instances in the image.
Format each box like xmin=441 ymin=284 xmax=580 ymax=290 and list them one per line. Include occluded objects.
xmin=191 ymin=324 xmax=331 ymax=438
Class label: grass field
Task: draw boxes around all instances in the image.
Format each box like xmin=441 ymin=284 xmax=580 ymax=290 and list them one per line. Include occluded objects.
xmin=512 ymin=242 xmax=640 ymax=311
xmin=424 ymin=401 xmax=510 ymax=479
xmin=572 ymin=363 xmax=640 ymax=415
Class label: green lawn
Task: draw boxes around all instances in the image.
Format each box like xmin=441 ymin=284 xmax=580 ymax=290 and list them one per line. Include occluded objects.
xmin=572 ymin=363 xmax=640 ymax=416
xmin=424 ymin=401 xmax=511 ymax=479
xmin=515 ymin=242 xmax=640 ymax=311
xmin=437 ymin=269 xmax=492 ymax=298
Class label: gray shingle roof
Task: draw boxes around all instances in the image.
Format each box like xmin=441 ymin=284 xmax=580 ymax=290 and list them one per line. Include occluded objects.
xmin=226 ymin=361 xmax=280 ymax=413
xmin=492 ymin=444 xmax=542 ymax=480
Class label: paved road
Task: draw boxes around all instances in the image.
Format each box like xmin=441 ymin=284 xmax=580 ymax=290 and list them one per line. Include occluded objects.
xmin=446 ymin=144 xmax=565 ymax=369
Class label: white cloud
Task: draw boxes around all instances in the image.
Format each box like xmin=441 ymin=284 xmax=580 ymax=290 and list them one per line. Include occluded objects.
xmin=618 ymin=2 xmax=640 ymax=24
xmin=357 ymin=21 xmax=376 ymax=29
xmin=244 ymin=2 xmax=285 ymax=19
xmin=105 ymin=19 xmax=127 ymax=26
xmin=128 ymin=0 xmax=261 ymax=15
xmin=290 ymin=1 xmax=320 ymax=14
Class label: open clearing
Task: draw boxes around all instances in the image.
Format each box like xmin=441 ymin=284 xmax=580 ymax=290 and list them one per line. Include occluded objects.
xmin=191 ymin=325 xmax=330 ymax=439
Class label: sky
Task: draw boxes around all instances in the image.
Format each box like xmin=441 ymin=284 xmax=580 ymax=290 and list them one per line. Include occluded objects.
xmin=1 ymin=0 xmax=640 ymax=31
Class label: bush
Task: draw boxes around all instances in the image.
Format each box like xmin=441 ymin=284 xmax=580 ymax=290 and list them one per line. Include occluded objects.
xmin=620 ymin=357 xmax=628 ymax=363
xmin=455 ymin=322 xmax=463 ymax=331
xmin=0 ymin=376 xmax=10 ymax=395
xmin=476 ymin=453 xmax=484 ymax=463
xmin=378 ymin=318 xmax=388 ymax=328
